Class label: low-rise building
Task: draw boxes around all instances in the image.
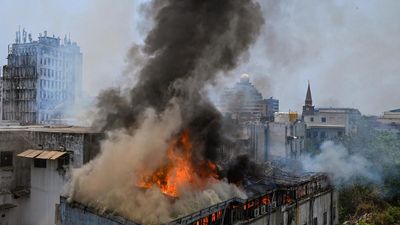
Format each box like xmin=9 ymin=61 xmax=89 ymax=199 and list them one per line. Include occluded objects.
xmin=379 ymin=109 xmax=400 ymax=126
xmin=0 ymin=125 xmax=102 ymax=225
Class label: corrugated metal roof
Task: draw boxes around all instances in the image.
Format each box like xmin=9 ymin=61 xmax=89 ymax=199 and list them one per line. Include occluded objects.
xmin=18 ymin=149 xmax=66 ymax=160
xmin=17 ymin=150 xmax=44 ymax=158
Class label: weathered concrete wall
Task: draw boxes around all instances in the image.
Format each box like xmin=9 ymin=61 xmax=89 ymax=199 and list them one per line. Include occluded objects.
xmin=248 ymin=190 xmax=338 ymax=225
xmin=10 ymin=160 xmax=66 ymax=225
xmin=60 ymin=197 xmax=138 ymax=225
xmin=0 ymin=127 xmax=102 ymax=225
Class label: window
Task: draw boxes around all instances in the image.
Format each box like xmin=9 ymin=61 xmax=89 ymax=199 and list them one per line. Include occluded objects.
xmin=313 ymin=132 xmax=318 ymax=138
xmin=338 ymin=131 xmax=343 ymax=137
xmin=310 ymin=117 xmax=314 ymax=122
xmin=0 ymin=152 xmax=13 ymax=167
xmin=34 ymin=158 xmax=46 ymax=168
xmin=321 ymin=117 xmax=326 ymax=122
xmin=323 ymin=212 xmax=327 ymax=225
xmin=320 ymin=131 xmax=326 ymax=139
xmin=313 ymin=218 xmax=318 ymax=225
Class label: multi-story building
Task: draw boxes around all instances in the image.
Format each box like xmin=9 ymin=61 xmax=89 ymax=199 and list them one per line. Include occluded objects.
xmin=301 ymin=83 xmax=361 ymax=143
xmin=2 ymin=29 xmax=82 ymax=124
xmin=268 ymin=112 xmax=306 ymax=159
xmin=264 ymin=97 xmax=279 ymax=121
xmin=218 ymin=74 xmax=279 ymax=122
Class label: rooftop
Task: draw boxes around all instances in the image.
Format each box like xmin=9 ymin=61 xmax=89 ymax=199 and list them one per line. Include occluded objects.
xmin=0 ymin=124 xmax=100 ymax=134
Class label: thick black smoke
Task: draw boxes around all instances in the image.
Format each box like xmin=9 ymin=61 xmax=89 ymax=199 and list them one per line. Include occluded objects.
xmin=94 ymin=0 xmax=264 ymax=162
xmin=226 ymin=155 xmax=264 ymax=184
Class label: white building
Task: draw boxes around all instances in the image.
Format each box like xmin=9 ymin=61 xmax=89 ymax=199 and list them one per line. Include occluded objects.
xmin=2 ymin=29 xmax=82 ymax=124
xmin=268 ymin=112 xmax=305 ymax=159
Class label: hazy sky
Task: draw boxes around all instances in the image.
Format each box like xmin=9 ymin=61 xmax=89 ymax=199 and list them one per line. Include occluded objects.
xmin=0 ymin=0 xmax=399 ymax=115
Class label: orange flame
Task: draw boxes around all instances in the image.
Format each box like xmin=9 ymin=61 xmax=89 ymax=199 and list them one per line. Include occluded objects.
xmin=137 ymin=130 xmax=218 ymax=197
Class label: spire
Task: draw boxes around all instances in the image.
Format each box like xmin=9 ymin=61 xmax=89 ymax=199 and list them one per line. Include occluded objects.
xmin=305 ymin=80 xmax=312 ymax=106
xmin=302 ymin=81 xmax=315 ymax=117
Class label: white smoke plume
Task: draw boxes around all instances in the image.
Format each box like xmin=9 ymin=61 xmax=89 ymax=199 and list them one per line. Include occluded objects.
xmin=302 ymin=141 xmax=381 ymax=185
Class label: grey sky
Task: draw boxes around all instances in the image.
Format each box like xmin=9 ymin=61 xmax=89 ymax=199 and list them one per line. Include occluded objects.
xmin=1 ymin=0 xmax=399 ymax=115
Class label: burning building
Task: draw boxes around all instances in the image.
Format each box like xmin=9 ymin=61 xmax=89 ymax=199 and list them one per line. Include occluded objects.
xmin=62 ymin=1 xmax=336 ymax=225
xmin=60 ymin=163 xmax=338 ymax=225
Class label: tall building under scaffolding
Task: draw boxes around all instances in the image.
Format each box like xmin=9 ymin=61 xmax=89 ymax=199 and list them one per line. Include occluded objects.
xmin=1 ymin=29 xmax=82 ymax=124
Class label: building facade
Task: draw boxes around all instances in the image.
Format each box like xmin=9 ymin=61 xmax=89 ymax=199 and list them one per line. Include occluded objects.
xmin=2 ymin=29 xmax=82 ymax=124
xmin=379 ymin=109 xmax=400 ymax=126
xmin=0 ymin=125 xmax=101 ymax=225
xmin=303 ymin=108 xmax=361 ymax=143
xmin=218 ymin=74 xmax=279 ymax=122
xmin=301 ymin=83 xmax=361 ymax=143
xmin=268 ymin=112 xmax=305 ymax=159
xmin=264 ymin=97 xmax=279 ymax=121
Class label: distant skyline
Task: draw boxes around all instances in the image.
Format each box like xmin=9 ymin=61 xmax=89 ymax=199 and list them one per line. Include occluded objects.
xmin=1 ymin=0 xmax=399 ymax=115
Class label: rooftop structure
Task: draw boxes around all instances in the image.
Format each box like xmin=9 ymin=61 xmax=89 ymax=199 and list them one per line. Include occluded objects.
xmin=302 ymin=81 xmax=315 ymax=117
xmin=2 ymin=29 xmax=82 ymax=124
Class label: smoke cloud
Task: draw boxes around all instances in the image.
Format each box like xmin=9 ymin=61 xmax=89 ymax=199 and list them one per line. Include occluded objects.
xmin=225 ymin=0 xmax=400 ymax=115
xmin=68 ymin=0 xmax=263 ymax=224
xmin=302 ymin=141 xmax=381 ymax=185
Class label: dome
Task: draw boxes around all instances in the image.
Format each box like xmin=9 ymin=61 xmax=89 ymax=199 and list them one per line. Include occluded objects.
xmin=240 ymin=73 xmax=250 ymax=83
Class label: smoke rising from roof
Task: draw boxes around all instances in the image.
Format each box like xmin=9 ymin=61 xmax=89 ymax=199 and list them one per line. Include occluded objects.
xmin=68 ymin=0 xmax=264 ymax=224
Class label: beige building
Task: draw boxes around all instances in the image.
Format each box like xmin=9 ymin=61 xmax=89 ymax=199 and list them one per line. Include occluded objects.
xmin=379 ymin=109 xmax=400 ymax=125
xmin=303 ymin=108 xmax=361 ymax=142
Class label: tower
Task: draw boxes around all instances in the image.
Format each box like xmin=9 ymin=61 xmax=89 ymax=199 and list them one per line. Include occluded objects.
xmin=302 ymin=81 xmax=314 ymax=116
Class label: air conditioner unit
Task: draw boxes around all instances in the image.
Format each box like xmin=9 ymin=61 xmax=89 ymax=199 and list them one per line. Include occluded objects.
xmin=253 ymin=208 xmax=260 ymax=217
xmin=261 ymin=205 xmax=266 ymax=214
